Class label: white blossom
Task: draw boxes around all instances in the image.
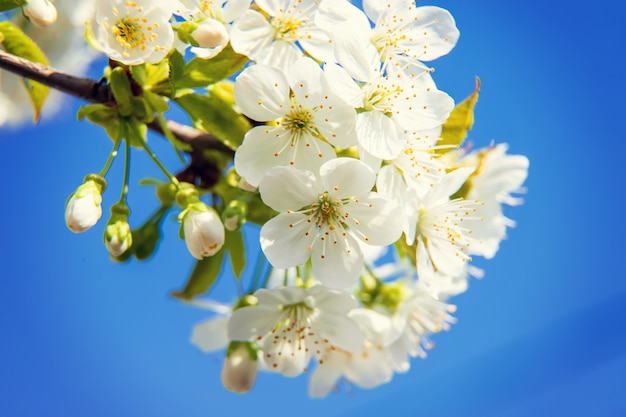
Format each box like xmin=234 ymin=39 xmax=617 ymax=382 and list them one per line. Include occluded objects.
xmin=409 ymin=167 xmax=484 ymax=281
xmin=323 ymin=59 xmax=453 ymax=160
xmin=228 ymin=285 xmax=364 ymax=377
xmin=93 ymin=0 xmax=175 ymax=65
xmin=229 ymin=0 xmax=334 ymax=71
xmin=449 ymin=143 xmax=530 ymax=259
xmin=387 ymin=282 xmax=457 ymax=372
xmin=258 ymin=158 xmax=403 ymax=289
xmin=309 ymin=308 xmax=395 ymax=397
xmin=317 ymin=0 xmax=459 ymax=74
xmin=234 ymin=57 xmax=357 ymax=187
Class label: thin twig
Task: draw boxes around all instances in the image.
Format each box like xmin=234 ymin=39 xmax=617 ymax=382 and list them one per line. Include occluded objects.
xmin=0 ymin=49 xmax=234 ymax=156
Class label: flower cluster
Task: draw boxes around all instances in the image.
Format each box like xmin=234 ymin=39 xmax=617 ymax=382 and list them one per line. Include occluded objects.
xmin=183 ymin=0 xmax=528 ymax=396
xmin=0 ymin=0 xmax=528 ymax=398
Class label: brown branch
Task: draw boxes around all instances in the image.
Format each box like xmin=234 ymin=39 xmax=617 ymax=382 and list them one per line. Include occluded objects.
xmin=0 ymin=49 xmax=234 ymax=156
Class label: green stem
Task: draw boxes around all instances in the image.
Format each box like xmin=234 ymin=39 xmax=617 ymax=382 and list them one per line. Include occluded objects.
xmin=98 ymin=139 xmax=122 ymax=177
xmin=141 ymin=139 xmax=180 ymax=188
xmin=118 ymin=139 xmax=131 ymax=204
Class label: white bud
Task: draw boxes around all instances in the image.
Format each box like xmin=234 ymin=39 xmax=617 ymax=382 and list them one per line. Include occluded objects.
xmin=65 ymin=180 xmax=103 ymax=233
xmin=104 ymin=220 xmax=132 ymax=257
xmin=221 ymin=344 xmax=257 ymax=394
xmin=190 ymin=19 xmax=229 ymax=59
xmin=183 ymin=204 xmax=225 ymax=259
xmin=23 ymin=0 xmax=58 ymax=28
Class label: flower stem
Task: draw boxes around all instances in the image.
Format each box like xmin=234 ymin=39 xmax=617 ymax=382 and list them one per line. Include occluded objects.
xmin=118 ymin=139 xmax=131 ymax=204
xmin=141 ymin=140 xmax=180 ymax=188
xmin=98 ymin=139 xmax=122 ymax=178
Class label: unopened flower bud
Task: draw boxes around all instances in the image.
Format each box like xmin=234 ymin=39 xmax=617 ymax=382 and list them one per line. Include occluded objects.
xmin=181 ymin=202 xmax=225 ymax=259
xmin=104 ymin=203 xmax=132 ymax=258
xmin=222 ymin=342 xmax=258 ymax=394
xmin=222 ymin=200 xmax=248 ymax=231
xmin=65 ymin=175 xmax=106 ymax=233
xmin=23 ymin=0 xmax=58 ymax=28
xmin=192 ymin=19 xmax=228 ymax=49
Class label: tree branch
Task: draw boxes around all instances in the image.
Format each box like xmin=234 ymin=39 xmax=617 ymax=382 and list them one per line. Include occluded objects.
xmin=0 ymin=49 xmax=234 ymax=156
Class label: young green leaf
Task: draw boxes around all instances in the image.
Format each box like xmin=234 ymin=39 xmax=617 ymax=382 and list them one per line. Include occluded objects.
xmin=77 ymin=104 xmax=123 ymax=141
xmin=225 ymin=230 xmax=245 ymax=278
xmin=0 ymin=0 xmax=26 ymax=13
xmin=175 ymin=92 xmax=251 ymax=149
xmin=130 ymin=60 xmax=170 ymax=88
xmin=171 ymin=249 xmax=225 ymax=300
xmin=439 ymin=77 xmax=481 ymax=153
xmin=0 ymin=21 xmax=49 ymax=122
xmin=176 ymin=45 xmax=247 ymax=89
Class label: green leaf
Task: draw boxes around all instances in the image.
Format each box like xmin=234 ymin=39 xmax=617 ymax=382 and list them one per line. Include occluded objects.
xmin=0 ymin=0 xmax=26 ymax=13
xmin=143 ymin=91 xmax=169 ymax=114
xmin=171 ymin=249 xmax=225 ymax=300
xmin=175 ymin=92 xmax=251 ymax=149
xmin=177 ymin=45 xmax=248 ymax=89
xmin=439 ymin=77 xmax=481 ymax=153
xmin=109 ymin=67 xmax=134 ymax=117
xmin=169 ymin=50 xmax=185 ymax=84
xmin=130 ymin=96 xmax=154 ymax=123
xmin=130 ymin=60 xmax=170 ymax=88
xmin=0 ymin=21 xmax=50 ymax=122
xmin=77 ymin=104 xmax=123 ymax=141
xmin=225 ymin=230 xmax=245 ymax=278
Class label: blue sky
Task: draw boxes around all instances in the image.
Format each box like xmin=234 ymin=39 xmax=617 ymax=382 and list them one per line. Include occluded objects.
xmin=1 ymin=1 xmax=625 ymax=416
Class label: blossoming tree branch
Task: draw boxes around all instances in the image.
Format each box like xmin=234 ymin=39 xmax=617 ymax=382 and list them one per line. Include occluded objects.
xmin=0 ymin=0 xmax=529 ymax=396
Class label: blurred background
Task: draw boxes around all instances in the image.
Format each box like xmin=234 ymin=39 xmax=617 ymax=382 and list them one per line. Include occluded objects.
xmin=1 ymin=0 xmax=625 ymax=416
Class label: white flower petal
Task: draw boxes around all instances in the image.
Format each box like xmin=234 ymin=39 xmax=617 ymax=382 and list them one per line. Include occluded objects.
xmin=262 ymin=335 xmax=311 ymax=377
xmin=423 ymin=167 xmax=475 ymax=207
xmin=259 ymin=165 xmax=319 ymax=212
xmin=323 ymin=63 xmax=364 ymax=108
xmin=191 ymin=317 xmax=230 ymax=352
xmin=308 ymin=353 xmax=345 ymax=398
xmin=320 ymin=158 xmax=376 ymax=200
xmin=346 ymin=194 xmax=403 ymax=246
xmin=230 ymin=9 xmax=274 ymax=59
xmin=307 ymin=285 xmax=358 ymax=313
xmin=254 ymin=286 xmax=307 ymax=306
xmin=314 ymin=311 xmax=364 ymax=353
xmin=356 ymin=111 xmax=405 ymax=160
xmin=311 ymin=231 xmax=364 ymax=289
xmin=407 ymin=6 xmax=460 ymax=62
xmin=261 ymin=213 xmax=317 ymax=269
xmin=234 ymin=65 xmax=289 ymax=121
xmin=228 ymin=305 xmax=283 ymax=340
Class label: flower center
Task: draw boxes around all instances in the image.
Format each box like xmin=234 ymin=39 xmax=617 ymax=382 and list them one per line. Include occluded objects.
xmin=370 ymin=26 xmax=406 ymax=61
xmin=282 ymin=102 xmax=315 ymax=138
xmin=362 ymin=80 xmax=402 ymax=114
xmin=113 ymin=18 xmax=145 ymax=48
xmin=309 ymin=193 xmax=345 ymax=231
xmin=271 ymin=15 xmax=303 ymax=42
xmin=198 ymin=0 xmax=221 ymax=20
